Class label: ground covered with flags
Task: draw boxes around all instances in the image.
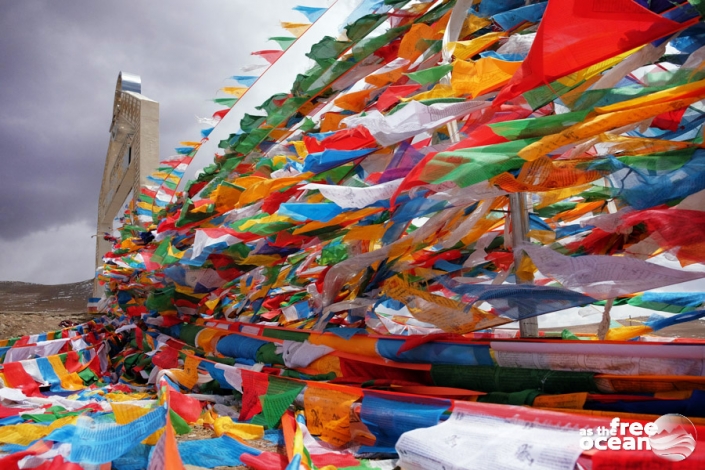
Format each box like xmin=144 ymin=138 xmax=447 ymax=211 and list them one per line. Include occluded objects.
xmin=5 ymin=0 xmax=705 ymax=468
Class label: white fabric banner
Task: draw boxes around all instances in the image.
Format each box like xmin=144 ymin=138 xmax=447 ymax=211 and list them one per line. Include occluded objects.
xmin=341 ymin=100 xmax=491 ymax=147
xmin=397 ymin=411 xmax=582 ymax=470
xmin=301 ymin=178 xmax=403 ymax=209
xmin=521 ymin=244 xmax=705 ymax=300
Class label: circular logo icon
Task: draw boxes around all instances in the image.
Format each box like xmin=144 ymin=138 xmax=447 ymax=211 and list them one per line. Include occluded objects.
xmin=649 ymin=414 xmax=697 ymax=461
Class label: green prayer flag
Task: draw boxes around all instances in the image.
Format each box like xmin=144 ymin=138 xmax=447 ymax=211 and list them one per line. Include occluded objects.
xmin=240 ymin=113 xmax=267 ymax=134
xmin=627 ymin=297 xmax=695 ymax=314
xmin=77 ymin=367 xmax=98 ymax=384
xmin=320 ymin=243 xmax=348 ymax=265
xmin=151 ymin=239 xmax=183 ymax=266
xmin=306 ymin=36 xmax=353 ymax=66
xmin=145 ymin=285 xmax=176 ymax=312
xmin=266 ymin=96 xmax=310 ymax=128
xmin=169 ymin=408 xmax=192 ymax=435
xmin=259 ymin=376 xmax=306 ymax=429
xmin=405 ymin=64 xmax=453 ymax=85
xmin=269 ymin=36 xmax=296 ymax=50
xmin=212 ymin=98 xmax=238 ymax=107
xmin=234 ymin=128 xmax=271 ymax=155
xmin=351 ymin=26 xmax=409 ymax=63
xmin=478 ymin=389 xmax=543 ymax=406
xmin=535 ymin=202 xmax=578 ymax=218
xmin=255 ymin=342 xmax=284 ymax=365
xmin=299 ymin=117 xmax=316 ymax=132
xmin=561 ymin=329 xmax=581 ymax=340
xmin=345 ymin=13 xmax=386 ymax=42
xmin=22 ymin=413 xmax=58 ymax=423
xmin=688 ymin=0 xmax=705 ymax=15
xmin=420 ymin=139 xmax=537 ymax=188
xmin=431 ymin=364 xmax=598 ymax=394
xmin=489 ymin=110 xmax=591 ymax=141
xmin=262 ymin=328 xmax=310 ymax=342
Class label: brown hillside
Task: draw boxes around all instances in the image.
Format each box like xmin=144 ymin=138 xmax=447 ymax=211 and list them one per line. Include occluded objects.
xmin=0 ymin=280 xmax=94 ymax=338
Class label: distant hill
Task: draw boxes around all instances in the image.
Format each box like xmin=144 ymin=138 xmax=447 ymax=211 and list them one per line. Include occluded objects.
xmin=0 ymin=280 xmax=93 ymax=314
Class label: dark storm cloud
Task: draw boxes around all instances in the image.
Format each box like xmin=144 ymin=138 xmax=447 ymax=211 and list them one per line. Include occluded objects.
xmin=0 ymin=0 xmax=312 ymax=241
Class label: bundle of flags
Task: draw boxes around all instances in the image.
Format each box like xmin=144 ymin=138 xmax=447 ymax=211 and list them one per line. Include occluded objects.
xmin=8 ymin=0 xmax=705 ymax=467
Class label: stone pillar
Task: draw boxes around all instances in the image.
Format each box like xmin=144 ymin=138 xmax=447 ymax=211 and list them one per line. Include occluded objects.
xmin=93 ymin=72 xmax=159 ymax=298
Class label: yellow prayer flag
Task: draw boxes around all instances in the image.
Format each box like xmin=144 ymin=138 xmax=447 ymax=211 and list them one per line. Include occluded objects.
xmin=343 ymin=224 xmax=386 ymax=242
xmin=238 ymin=214 xmax=293 ymax=231
xmin=47 ymin=355 xmax=85 ymax=391
xmin=520 ymin=80 xmax=705 ymax=161
xmin=220 ymin=87 xmax=248 ymax=98
xmin=168 ymin=355 xmax=200 ymax=390
xmin=112 ymin=403 xmax=152 ymax=424
xmin=0 ymin=416 xmax=77 ymax=446
xmin=407 ymin=84 xmax=454 ymax=102
xmin=448 ymin=32 xmax=505 ymax=61
xmin=460 ymin=15 xmax=492 ymax=38
xmin=214 ymin=416 xmax=265 ymax=440
xmin=281 ymin=22 xmax=310 ymax=38
xmin=605 ymin=325 xmax=652 ymax=341
xmin=211 ymin=184 xmax=243 ymax=212
xmin=293 ymin=208 xmax=381 ymax=235
xmin=105 ymin=392 xmax=151 ymax=402
xmin=596 ymin=77 xmax=705 ymax=114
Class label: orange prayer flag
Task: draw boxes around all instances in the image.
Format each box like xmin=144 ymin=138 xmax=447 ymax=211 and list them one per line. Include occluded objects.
xmin=334 ymin=89 xmax=374 ymax=113
xmin=281 ymin=410 xmax=296 ymax=461
xmin=320 ymin=112 xmax=348 ymax=132
xmin=397 ymin=23 xmax=434 ymax=61
xmin=304 ymin=383 xmax=362 ymax=446
xmin=452 ymin=58 xmax=522 ymax=98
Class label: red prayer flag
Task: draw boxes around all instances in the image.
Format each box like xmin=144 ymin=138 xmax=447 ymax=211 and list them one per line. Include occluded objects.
xmin=3 ymin=362 xmax=42 ymax=397
xmin=0 ymin=441 xmax=53 ymax=470
xmin=251 ymin=50 xmax=285 ymax=64
xmin=169 ymin=388 xmax=203 ymax=424
xmin=651 ymin=106 xmax=688 ymax=131
xmin=239 ymin=369 xmax=268 ymax=421
xmin=152 ymin=347 xmax=180 ymax=370
xmin=375 ymin=84 xmax=421 ymax=111
xmin=64 ymin=351 xmax=82 ymax=373
xmin=212 ymin=108 xmax=230 ymax=120
xmin=240 ymin=451 xmax=287 ymax=470
xmin=0 ymin=403 xmax=35 ymax=418
xmin=494 ymin=0 xmax=696 ymax=105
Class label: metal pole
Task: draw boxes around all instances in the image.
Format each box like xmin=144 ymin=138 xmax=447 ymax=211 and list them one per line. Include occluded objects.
xmin=509 ymin=192 xmax=539 ymax=337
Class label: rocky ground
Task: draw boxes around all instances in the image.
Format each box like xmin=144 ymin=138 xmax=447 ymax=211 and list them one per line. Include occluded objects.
xmin=0 ymin=280 xmax=94 ymax=338
xmin=179 ymin=425 xmax=281 ymax=470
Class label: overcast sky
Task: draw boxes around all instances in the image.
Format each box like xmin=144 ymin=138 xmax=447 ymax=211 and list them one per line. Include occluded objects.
xmin=0 ymin=0 xmax=326 ymax=284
